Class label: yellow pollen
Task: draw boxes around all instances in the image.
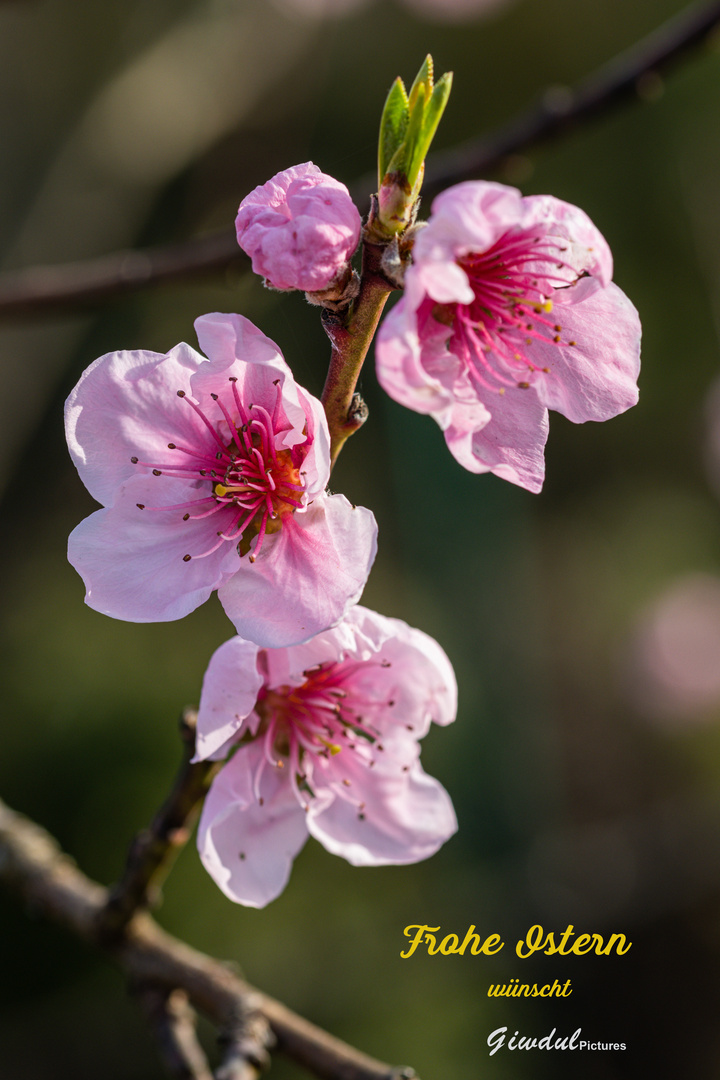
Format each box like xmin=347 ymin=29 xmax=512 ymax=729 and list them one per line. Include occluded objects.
xmin=533 ymin=300 xmax=553 ymax=314
xmin=318 ymin=736 xmax=342 ymax=755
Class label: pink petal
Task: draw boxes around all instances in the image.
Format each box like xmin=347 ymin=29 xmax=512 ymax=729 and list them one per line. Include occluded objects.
xmin=376 ymin=272 xmax=462 ymax=421
xmin=193 ymin=637 xmax=263 ymax=762
xmin=521 ymin=194 xmax=614 ymax=285
xmin=417 ymin=181 xmax=525 ymax=259
xmin=307 ymin=753 xmax=457 ymax=866
xmin=197 ymin=742 xmax=308 ymax=908
xmin=68 ymin=474 xmax=238 ymax=622
xmin=261 ymin=619 xmax=358 ymax=689
xmin=342 ymin=606 xmax=458 ymax=733
xmin=194 ymin=311 xmax=289 ymax=370
xmin=444 ymin=385 xmax=549 ymax=493
xmin=218 ymin=495 xmax=377 ymax=647
xmin=529 ymin=278 xmax=641 ymax=423
xmin=65 ymin=343 xmax=207 ymax=506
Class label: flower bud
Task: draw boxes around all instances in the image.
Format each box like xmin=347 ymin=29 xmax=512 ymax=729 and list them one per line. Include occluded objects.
xmin=235 ymin=162 xmax=362 ymax=292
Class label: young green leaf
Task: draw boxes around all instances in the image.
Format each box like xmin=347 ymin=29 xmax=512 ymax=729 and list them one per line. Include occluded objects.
xmin=378 ymin=77 xmax=410 ymax=184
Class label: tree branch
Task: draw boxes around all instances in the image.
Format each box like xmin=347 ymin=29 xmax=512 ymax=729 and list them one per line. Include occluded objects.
xmin=0 ymin=796 xmax=417 ymax=1080
xmin=134 ymin=985 xmax=215 ymax=1080
xmin=320 ymin=237 xmax=394 ymax=467
xmin=1 ymin=0 xmax=718 ymax=320
xmin=0 ymin=232 xmax=243 ymax=318
xmin=99 ymin=709 xmax=221 ymax=939
xmin=422 ymin=0 xmax=720 ymax=197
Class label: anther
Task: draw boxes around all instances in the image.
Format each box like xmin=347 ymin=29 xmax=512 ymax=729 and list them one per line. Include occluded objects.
xmin=177 ymin=390 xmax=186 ymax=398
xmin=228 ymin=376 xmax=237 ymax=382
xmin=211 ymin=393 xmax=218 ymax=400
xmin=183 ymin=513 xmax=190 ymax=521
xmin=136 ymin=503 xmax=145 ymax=510
xmin=568 ymin=340 xmax=576 ymax=346
xmin=130 ymin=456 xmax=138 ymax=463
xmin=152 ymin=469 xmax=162 ymax=476
xmin=517 ymin=381 xmax=530 ymax=389
xmin=168 ymin=443 xmax=176 ymax=449
xmin=554 ymin=335 xmax=561 ymax=343
xmin=183 ymin=554 xmax=191 ymax=562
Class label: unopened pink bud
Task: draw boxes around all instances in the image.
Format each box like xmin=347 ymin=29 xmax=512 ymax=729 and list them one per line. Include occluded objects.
xmin=235 ymin=162 xmax=362 ymax=292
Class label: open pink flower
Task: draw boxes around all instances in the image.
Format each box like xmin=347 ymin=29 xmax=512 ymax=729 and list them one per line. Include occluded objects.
xmin=235 ymin=162 xmax=362 ymax=292
xmin=66 ymin=312 xmax=377 ymax=647
xmin=194 ymin=605 xmax=458 ymax=907
xmin=376 ymin=180 xmax=641 ymax=492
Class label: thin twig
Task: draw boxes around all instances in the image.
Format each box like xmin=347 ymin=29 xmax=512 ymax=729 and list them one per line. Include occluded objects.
xmin=135 ymin=985 xmax=215 ymax=1080
xmin=1 ymin=0 xmax=719 ymax=319
xmin=0 ymin=231 xmax=243 ymax=318
xmin=0 ymin=796 xmax=417 ymax=1080
xmin=99 ymin=709 xmax=221 ymax=939
xmin=320 ymin=237 xmax=394 ymax=467
xmin=422 ymin=0 xmax=720 ymax=196
xmin=215 ymin=1009 xmax=274 ymax=1080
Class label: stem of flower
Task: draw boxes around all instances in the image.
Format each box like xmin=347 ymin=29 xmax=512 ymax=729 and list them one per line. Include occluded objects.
xmin=97 ymin=709 xmax=221 ymax=940
xmin=320 ymin=239 xmax=395 ymax=469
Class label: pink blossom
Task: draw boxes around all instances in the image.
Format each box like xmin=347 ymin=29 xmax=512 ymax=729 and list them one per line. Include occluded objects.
xmin=65 ymin=312 xmax=377 ymax=647
xmin=194 ymin=605 xmax=458 ymax=907
xmin=376 ymin=180 xmax=641 ymax=493
xmin=235 ymin=162 xmax=362 ymax=292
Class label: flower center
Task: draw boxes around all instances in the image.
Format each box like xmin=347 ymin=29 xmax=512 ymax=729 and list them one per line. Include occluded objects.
xmin=250 ymin=658 xmax=393 ymax=813
xmin=434 ymin=228 xmax=579 ymax=393
xmin=130 ymin=377 xmax=307 ymax=563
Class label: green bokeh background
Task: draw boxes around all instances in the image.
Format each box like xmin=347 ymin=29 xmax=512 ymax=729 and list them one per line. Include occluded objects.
xmin=2 ymin=0 xmax=720 ymax=1077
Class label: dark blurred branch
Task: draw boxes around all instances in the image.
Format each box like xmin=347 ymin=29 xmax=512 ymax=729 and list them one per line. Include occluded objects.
xmin=99 ymin=709 xmax=221 ymax=939
xmin=216 ymin=1010 xmax=274 ymax=1080
xmin=0 ymin=231 xmax=245 ymax=318
xmin=422 ymin=0 xmax=720 ymax=196
xmin=135 ymin=986 xmax=215 ymax=1080
xmin=0 ymin=796 xmax=417 ymax=1080
xmin=1 ymin=0 xmax=719 ymax=321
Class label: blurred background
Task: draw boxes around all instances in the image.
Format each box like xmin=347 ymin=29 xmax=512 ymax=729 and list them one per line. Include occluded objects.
xmin=2 ymin=0 xmax=720 ymax=1076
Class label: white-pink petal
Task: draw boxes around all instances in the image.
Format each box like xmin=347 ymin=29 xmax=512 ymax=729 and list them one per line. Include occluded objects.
xmin=197 ymin=742 xmax=308 ymax=908
xmin=530 ymin=279 xmax=641 ymax=423
xmin=307 ymin=754 xmax=457 ymax=866
xmin=218 ymin=495 xmax=377 ymax=648
xmin=65 ymin=343 xmax=206 ymax=506
xmin=68 ymin=474 xmax=239 ymax=623
xmin=193 ymin=637 xmax=263 ymax=762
